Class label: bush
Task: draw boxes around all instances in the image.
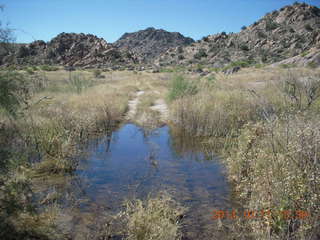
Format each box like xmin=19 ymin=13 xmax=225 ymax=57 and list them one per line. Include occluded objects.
xmin=265 ymin=19 xmax=279 ymax=31
xmin=194 ymin=48 xmax=207 ymax=59
xmin=93 ymin=69 xmax=102 ymax=78
xmin=0 ymin=71 xmax=28 ymax=117
xmin=167 ymin=75 xmax=198 ymax=101
xmin=40 ymin=65 xmax=59 ymax=71
xmin=226 ymin=116 xmax=320 ymax=239
xmin=24 ymin=67 xmax=34 ymax=75
xmin=305 ymin=24 xmax=313 ymax=31
xmin=240 ymin=44 xmax=249 ymax=51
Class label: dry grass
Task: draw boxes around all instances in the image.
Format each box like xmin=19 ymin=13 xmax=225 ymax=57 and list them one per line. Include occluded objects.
xmin=0 ymin=69 xmax=175 ymax=240
xmin=169 ymin=67 xmax=320 ymax=239
xmin=120 ymin=192 xmax=185 ymax=240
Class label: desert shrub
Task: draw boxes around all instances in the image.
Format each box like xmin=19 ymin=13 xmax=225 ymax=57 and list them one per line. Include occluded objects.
xmin=194 ymin=48 xmax=207 ymax=59
xmin=40 ymin=65 xmax=59 ymax=71
xmin=305 ymin=24 xmax=313 ymax=31
xmin=300 ymin=51 xmax=309 ymax=57
xmin=281 ymin=70 xmax=320 ymax=110
xmin=225 ymin=116 xmax=320 ymax=239
xmin=167 ymin=75 xmax=198 ymax=101
xmin=24 ymin=67 xmax=34 ymax=75
xmin=122 ymin=193 xmax=185 ymax=240
xmin=222 ymin=60 xmax=252 ymax=71
xmin=265 ymin=19 xmax=279 ymax=31
xmin=0 ymin=71 xmax=28 ymax=117
xmin=279 ymin=63 xmax=297 ymax=69
xmin=240 ymin=44 xmax=249 ymax=51
xmin=307 ymin=61 xmax=318 ymax=69
xmin=93 ymin=69 xmax=102 ymax=78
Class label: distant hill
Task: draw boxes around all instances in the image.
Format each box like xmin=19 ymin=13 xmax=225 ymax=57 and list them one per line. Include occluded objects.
xmin=155 ymin=2 xmax=320 ymax=68
xmin=114 ymin=27 xmax=194 ymax=63
xmin=2 ymin=2 xmax=320 ymax=69
xmin=2 ymin=33 xmax=137 ymax=68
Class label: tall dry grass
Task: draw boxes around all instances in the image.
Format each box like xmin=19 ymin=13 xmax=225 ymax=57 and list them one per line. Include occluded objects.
xmin=169 ymin=68 xmax=320 ymax=239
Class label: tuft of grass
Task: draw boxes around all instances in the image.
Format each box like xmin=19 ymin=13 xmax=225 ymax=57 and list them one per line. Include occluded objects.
xmin=67 ymin=73 xmax=93 ymax=94
xmin=122 ymin=192 xmax=185 ymax=240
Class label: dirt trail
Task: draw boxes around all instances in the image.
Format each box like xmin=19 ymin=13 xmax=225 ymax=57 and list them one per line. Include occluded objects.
xmin=150 ymin=98 xmax=169 ymax=121
xmin=126 ymin=90 xmax=145 ymax=120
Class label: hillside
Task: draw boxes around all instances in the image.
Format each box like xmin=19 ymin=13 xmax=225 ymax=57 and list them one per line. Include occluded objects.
xmin=1 ymin=2 xmax=320 ymax=69
xmin=3 ymin=33 xmax=137 ymax=68
xmin=114 ymin=27 xmax=194 ymax=63
xmin=155 ymin=2 xmax=320 ymax=68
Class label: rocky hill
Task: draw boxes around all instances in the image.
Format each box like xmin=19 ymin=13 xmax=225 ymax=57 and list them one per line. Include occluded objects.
xmin=155 ymin=2 xmax=320 ymax=68
xmin=3 ymin=33 xmax=138 ymax=68
xmin=2 ymin=2 xmax=320 ymax=69
xmin=114 ymin=27 xmax=194 ymax=63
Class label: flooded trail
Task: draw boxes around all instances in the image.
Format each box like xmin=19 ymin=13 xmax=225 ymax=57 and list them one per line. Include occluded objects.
xmin=60 ymin=123 xmax=232 ymax=239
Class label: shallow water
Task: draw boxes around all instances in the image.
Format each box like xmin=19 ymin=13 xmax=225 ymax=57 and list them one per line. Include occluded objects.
xmin=64 ymin=123 xmax=232 ymax=239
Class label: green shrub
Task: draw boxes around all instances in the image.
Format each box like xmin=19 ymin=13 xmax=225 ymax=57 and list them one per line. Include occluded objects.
xmin=25 ymin=68 xmax=34 ymax=75
xmin=265 ymin=19 xmax=279 ymax=31
xmin=240 ymin=44 xmax=249 ymax=51
xmin=40 ymin=65 xmax=59 ymax=71
xmin=167 ymin=75 xmax=198 ymax=101
xmin=194 ymin=48 xmax=207 ymax=59
xmin=0 ymin=71 xmax=28 ymax=117
xmin=305 ymin=24 xmax=313 ymax=31
xmin=93 ymin=69 xmax=102 ymax=78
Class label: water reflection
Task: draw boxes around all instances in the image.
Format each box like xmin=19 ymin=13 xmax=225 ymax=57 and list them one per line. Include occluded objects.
xmin=62 ymin=123 xmax=232 ymax=239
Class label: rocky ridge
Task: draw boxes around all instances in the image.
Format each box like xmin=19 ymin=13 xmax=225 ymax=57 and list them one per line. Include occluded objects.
xmin=4 ymin=33 xmax=138 ymax=68
xmin=155 ymin=2 xmax=320 ymax=68
xmin=114 ymin=27 xmax=194 ymax=63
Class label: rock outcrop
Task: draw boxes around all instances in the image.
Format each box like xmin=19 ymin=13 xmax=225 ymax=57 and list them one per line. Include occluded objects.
xmin=5 ymin=33 xmax=137 ymax=68
xmin=2 ymin=2 xmax=320 ymax=69
xmin=155 ymin=2 xmax=320 ymax=68
xmin=114 ymin=27 xmax=194 ymax=63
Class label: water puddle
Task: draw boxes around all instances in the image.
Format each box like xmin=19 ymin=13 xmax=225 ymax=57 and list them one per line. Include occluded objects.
xmin=57 ymin=123 xmax=232 ymax=239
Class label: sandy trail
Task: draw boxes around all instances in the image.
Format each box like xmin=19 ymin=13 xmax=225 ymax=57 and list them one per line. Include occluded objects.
xmin=150 ymin=98 xmax=169 ymax=121
xmin=126 ymin=90 xmax=145 ymax=120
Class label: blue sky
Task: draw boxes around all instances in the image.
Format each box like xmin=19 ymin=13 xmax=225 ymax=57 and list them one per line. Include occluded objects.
xmin=1 ymin=0 xmax=319 ymax=43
